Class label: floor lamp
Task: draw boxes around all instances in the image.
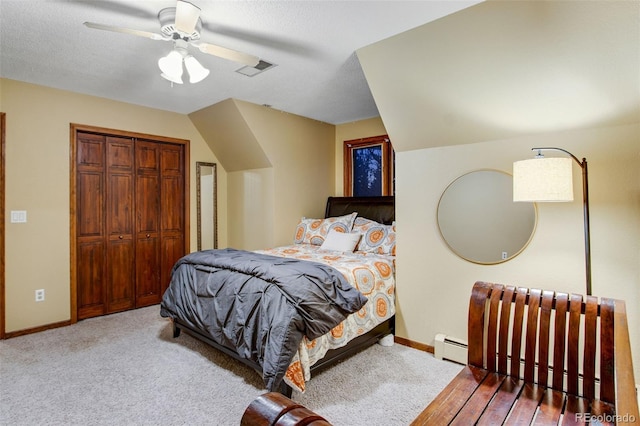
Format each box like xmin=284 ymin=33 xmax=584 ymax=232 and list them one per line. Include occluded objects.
xmin=513 ymin=147 xmax=592 ymax=296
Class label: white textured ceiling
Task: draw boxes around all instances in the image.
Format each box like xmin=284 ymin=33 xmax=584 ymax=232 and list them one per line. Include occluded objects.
xmin=0 ymin=0 xmax=480 ymax=124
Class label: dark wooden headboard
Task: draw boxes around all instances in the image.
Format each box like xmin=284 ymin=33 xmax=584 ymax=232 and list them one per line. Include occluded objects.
xmin=324 ymin=196 xmax=395 ymax=224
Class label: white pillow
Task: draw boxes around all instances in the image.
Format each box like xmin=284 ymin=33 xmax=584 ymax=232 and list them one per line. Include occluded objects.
xmin=320 ymin=229 xmax=361 ymax=252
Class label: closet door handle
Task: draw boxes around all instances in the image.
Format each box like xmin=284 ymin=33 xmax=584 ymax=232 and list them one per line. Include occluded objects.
xmin=119 ymin=235 xmax=123 ymax=239
xmin=146 ymin=234 xmax=150 ymax=238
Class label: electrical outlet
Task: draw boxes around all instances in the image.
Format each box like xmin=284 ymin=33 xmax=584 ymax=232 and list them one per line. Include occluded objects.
xmin=501 ymin=251 xmax=508 ymax=260
xmin=35 ymin=289 xmax=45 ymax=302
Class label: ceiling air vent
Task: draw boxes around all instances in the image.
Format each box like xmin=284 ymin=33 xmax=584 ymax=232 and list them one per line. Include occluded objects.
xmin=235 ymin=60 xmax=276 ymax=77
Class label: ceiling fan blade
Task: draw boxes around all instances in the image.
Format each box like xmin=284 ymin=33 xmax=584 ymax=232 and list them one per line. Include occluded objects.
xmin=195 ymin=42 xmax=260 ymax=67
xmin=84 ymin=22 xmax=166 ymax=41
xmin=175 ymin=0 xmax=201 ymax=35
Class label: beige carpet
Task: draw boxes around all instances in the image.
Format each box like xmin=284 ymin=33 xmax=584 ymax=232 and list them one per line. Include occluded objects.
xmin=0 ymin=306 xmax=463 ymax=425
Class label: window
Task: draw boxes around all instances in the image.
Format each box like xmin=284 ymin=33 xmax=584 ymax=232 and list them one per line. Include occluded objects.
xmin=344 ymin=135 xmax=394 ymax=196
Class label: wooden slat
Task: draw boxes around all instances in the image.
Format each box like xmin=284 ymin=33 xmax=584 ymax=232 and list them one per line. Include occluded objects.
xmin=510 ymin=287 xmax=528 ymax=378
xmin=476 ymin=376 xmax=523 ymax=426
xmin=537 ymin=290 xmax=555 ymax=387
xmin=449 ymin=372 xmax=506 ymax=425
xmin=504 ymin=382 xmax=545 ymax=425
xmin=410 ymin=366 xmax=488 ymax=426
xmin=582 ymin=296 xmax=598 ymax=400
xmin=468 ymin=282 xmax=492 ymax=368
xmin=552 ymin=293 xmax=569 ymax=392
xmin=486 ymin=284 xmax=504 ymax=372
xmin=567 ymin=294 xmax=583 ymax=396
xmin=498 ymin=286 xmax=516 ymax=375
xmin=534 ymin=388 xmax=565 ymax=424
xmin=561 ymin=395 xmax=588 ymax=425
xmin=599 ymin=298 xmax=615 ymax=403
xmin=590 ymin=399 xmax=616 ymax=426
xmin=524 ymin=289 xmax=542 ymax=383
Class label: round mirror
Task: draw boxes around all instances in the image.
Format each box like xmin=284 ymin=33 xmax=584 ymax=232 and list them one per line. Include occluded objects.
xmin=437 ymin=170 xmax=537 ymax=264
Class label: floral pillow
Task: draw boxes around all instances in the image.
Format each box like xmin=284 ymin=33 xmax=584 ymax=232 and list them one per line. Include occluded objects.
xmin=352 ymin=217 xmax=396 ymax=255
xmin=294 ymin=212 xmax=357 ymax=245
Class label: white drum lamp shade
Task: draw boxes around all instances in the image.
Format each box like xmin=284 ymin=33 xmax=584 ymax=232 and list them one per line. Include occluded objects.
xmin=513 ymin=157 xmax=573 ymax=202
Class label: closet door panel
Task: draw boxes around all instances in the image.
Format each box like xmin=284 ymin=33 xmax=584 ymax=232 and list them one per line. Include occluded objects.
xmin=135 ymin=237 xmax=160 ymax=306
xmin=77 ymin=133 xmax=104 ymax=169
xmin=77 ymin=132 xmax=106 ymax=319
xmin=161 ymin=235 xmax=183 ymax=296
xmin=107 ymin=174 xmax=133 ymax=236
xmin=77 ymin=240 xmax=106 ymax=319
xmin=107 ymin=239 xmax=134 ymax=312
xmin=161 ymin=175 xmax=184 ymax=232
xmin=135 ymin=141 xmax=161 ymax=306
xmin=77 ymin=172 xmax=103 ymax=237
xmin=159 ymin=143 xmax=185 ymax=295
xmin=106 ymin=137 xmax=135 ymax=312
xmin=136 ymin=175 xmax=159 ymax=233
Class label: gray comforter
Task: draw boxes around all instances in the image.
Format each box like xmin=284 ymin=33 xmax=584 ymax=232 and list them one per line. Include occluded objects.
xmin=160 ymin=248 xmax=368 ymax=391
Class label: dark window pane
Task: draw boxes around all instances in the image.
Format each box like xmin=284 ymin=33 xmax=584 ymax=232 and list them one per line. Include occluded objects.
xmin=353 ymin=145 xmax=382 ymax=197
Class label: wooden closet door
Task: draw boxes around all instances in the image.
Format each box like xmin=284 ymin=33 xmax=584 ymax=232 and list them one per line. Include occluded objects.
xmin=159 ymin=143 xmax=185 ymax=296
xmin=77 ymin=134 xmax=136 ymax=318
xmin=73 ymin=126 xmax=188 ymax=320
xmin=76 ymin=132 xmax=107 ymax=319
xmin=105 ymin=137 xmax=135 ymax=313
xmin=135 ymin=140 xmax=161 ymax=307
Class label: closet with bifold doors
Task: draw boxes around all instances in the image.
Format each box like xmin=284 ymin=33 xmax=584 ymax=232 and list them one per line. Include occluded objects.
xmin=72 ymin=125 xmax=189 ymax=320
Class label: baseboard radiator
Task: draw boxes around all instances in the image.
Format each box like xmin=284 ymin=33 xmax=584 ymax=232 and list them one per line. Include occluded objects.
xmin=434 ymin=333 xmax=468 ymax=365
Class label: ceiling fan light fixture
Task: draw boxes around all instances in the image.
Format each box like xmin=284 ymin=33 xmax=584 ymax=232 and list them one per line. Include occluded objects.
xmin=184 ymin=55 xmax=210 ymax=83
xmin=160 ymin=72 xmax=183 ymax=84
xmin=158 ymin=49 xmax=184 ymax=83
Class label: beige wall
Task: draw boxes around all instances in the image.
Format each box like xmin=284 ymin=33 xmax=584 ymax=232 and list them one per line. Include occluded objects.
xmin=0 ymin=78 xmax=348 ymax=333
xmin=1 ymin=78 xmax=223 ymax=332
xmin=209 ymin=100 xmax=336 ymax=250
xmin=357 ymin=0 xmax=640 ymax=383
xmin=395 ymin=124 xmax=640 ymax=382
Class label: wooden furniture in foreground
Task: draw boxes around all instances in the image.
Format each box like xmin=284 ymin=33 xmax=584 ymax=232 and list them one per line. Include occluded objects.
xmin=412 ymin=281 xmax=639 ymax=425
xmin=241 ymin=392 xmax=331 ymax=426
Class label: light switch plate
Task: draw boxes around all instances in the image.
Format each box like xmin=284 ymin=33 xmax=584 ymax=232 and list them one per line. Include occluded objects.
xmin=10 ymin=211 xmax=27 ymax=223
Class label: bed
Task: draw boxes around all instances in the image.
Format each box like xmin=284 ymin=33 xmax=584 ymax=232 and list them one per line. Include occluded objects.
xmin=160 ymin=196 xmax=395 ymax=397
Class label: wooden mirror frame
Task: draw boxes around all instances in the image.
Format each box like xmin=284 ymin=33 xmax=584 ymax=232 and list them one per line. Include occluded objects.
xmin=196 ymin=162 xmax=217 ymax=251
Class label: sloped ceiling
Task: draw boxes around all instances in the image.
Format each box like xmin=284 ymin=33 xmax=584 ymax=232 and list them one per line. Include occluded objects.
xmin=188 ymin=99 xmax=271 ymax=172
xmin=358 ymin=0 xmax=640 ymax=152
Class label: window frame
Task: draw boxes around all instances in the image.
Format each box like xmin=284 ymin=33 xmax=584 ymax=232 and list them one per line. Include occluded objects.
xmin=343 ymin=135 xmax=394 ymax=197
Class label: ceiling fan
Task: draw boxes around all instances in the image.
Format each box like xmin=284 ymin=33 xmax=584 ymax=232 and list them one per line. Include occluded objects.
xmin=84 ymin=0 xmax=260 ymax=84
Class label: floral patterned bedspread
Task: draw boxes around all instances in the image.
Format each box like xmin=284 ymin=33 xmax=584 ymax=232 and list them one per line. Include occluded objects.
xmin=255 ymin=244 xmax=396 ymax=392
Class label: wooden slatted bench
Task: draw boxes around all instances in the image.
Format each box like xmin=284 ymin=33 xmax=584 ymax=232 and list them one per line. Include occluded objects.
xmin=412 ymin=281 xmax=639 ymax=425
xmin=241 ymin=391 xmax=332 ymax=426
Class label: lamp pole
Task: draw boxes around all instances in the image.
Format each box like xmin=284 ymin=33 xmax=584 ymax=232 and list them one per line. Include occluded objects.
xmin=532 ymin=147 xmax=591 ymax=296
